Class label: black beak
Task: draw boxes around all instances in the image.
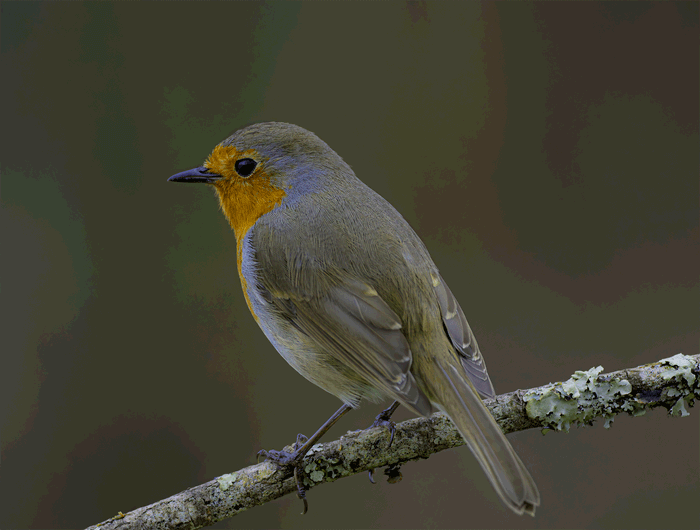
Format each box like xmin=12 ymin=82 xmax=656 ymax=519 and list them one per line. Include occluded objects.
xmin=168 ymin=166 xmax=222 ymax=184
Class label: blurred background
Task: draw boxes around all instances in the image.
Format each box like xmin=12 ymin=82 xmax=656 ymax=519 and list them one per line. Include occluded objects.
xmin=2 ymin=2 xmax=698 ymax=528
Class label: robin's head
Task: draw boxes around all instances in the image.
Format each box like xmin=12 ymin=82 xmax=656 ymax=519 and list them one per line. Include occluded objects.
xmin=168 ymin=122 xmax=350 ymax=241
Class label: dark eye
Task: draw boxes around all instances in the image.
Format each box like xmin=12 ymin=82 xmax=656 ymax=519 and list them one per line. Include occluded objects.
xmin=234 ymin=158 xmax=257 ymax=177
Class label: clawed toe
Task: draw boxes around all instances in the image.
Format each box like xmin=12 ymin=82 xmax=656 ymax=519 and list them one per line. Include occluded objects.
xmin=257 ymin=432 xmax=310 ymax=466
xmin=257 ymin=436 xmax=311 ymax=514
xmin=294 ymin=467 xmax=309 ymax=514
xmin=257 ymin=448 xmax=298 ymax=466
xmin=370 ymin=416 xmax=396 ymax=447
xmin=369 ymin=401 xmax=401 ymax=448
xmin=254 ymin=404 xmax=354 ymax=515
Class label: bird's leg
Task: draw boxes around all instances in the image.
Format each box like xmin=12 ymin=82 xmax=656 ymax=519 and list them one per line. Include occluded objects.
xmin=370 ymin=400 xmax=401 ymax=446
xmin=257 ymin=403 xmax=352 ymax=514
xmin=367 ymin=400 xmax=401 ymax=483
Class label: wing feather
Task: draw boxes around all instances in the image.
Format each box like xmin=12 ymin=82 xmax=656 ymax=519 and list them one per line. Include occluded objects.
xmin=432 ymin=272 xmax=495 ymax=398
xmin=260 ymin=275 xmax=433 ymax=415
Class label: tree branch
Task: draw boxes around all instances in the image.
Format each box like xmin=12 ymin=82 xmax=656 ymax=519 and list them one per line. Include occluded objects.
xmin=87 ymin=353 xmax=699 ymax=530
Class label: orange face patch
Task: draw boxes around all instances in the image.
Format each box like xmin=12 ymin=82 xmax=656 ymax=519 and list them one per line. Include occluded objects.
xmin=204 ymin=144 xmax=287 ymax=319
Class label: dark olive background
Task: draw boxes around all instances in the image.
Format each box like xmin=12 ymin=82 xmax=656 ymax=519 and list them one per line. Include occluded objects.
xmin=2 ymin=2 xmax=698 ymax=529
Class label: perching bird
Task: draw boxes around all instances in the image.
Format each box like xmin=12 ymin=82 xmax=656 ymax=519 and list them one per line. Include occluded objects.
xmin=168 ymin=122 xmax=540 ymax=516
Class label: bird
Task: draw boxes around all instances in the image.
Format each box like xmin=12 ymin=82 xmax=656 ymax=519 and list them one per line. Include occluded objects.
xmin=168 ymin=122 xmax=540 ymax=516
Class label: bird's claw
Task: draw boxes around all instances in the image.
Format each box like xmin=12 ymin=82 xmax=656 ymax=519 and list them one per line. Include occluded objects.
xmin=366 ymin=402 xmax=401 ymax=484
xmin=257 ymin=434 xmax=311 ymax=514
xmin=294 ymin=467 xmax=309 ymax=514
xmin=369 ymin=411 xmax=396 ymax=448
xmin=257 ymin=432 xmax=309 ymax=465
xmin=256 ymin=448 xmax=298 ymax=466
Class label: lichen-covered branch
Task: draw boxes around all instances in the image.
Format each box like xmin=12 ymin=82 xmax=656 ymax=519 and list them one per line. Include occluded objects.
xmin=87 ymin=353 xmax=699 ymax=530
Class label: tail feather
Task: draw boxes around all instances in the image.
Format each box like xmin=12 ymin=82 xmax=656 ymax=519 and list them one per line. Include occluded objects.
xmin=432 ymin=361 xmax=540 ymax=516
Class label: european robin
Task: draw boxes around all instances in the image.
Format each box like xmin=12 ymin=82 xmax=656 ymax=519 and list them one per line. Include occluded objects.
xmin=168 ymin=122 xmax=540 ymax=516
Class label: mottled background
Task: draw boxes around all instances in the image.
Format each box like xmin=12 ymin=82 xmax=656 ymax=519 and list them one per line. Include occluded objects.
xmin=2 ymin=2 xmax=697 ymax=529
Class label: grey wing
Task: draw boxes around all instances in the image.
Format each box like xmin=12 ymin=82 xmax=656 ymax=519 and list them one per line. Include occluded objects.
xmin=432 ymin=272 xmax=495 ymax=399
xmin=261 ymin=275 xmax=433 ymax=416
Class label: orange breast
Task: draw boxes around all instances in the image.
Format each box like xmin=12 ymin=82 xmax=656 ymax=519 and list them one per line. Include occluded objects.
xmin=204 ymin=145 xmax=287 ymax=319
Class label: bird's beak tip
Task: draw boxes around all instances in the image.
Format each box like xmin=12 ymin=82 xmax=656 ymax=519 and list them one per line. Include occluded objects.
xmin=168 ymin=166 xmax=221 ymax=184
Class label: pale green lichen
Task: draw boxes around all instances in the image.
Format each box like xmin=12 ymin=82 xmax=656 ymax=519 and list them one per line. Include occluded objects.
xmin=670 ymin=397 xmax=690 ymax=417
xmin=524 ymin=366 xmax=632 ymax=433
xmin=659 ymin=354 xmax=696 ymax=417
xmin=660 ymin=353 xmax=696 ymax=387
xmin=302 ymin=455 xmax=345 ymax=487
xmin=629 ymin=405 xmax=647 ymax=417
xmin=666 ymin=388 xmax=682 ymax=398
xmin=524 ymin=354 xmax=698 ymax=432
xmin=217 ymin=472 xmax=239 ymax=491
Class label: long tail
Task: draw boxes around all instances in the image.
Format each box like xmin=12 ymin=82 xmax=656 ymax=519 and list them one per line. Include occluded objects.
xmin=428 ymin=359 xmax=540 ymax=516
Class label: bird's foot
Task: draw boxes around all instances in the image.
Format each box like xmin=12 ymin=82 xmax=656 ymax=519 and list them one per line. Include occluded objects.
xmin=367 ymin=402 xmax=400 ymax=484
xmin=369 ymin=408 xmax=397 ymax=447
xmin=257 ymin=433 xmax=310 ymax=514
